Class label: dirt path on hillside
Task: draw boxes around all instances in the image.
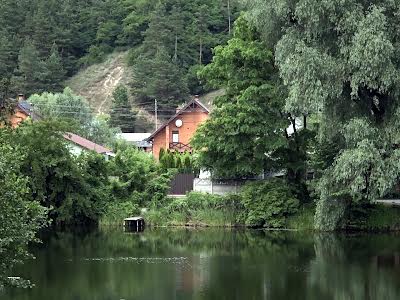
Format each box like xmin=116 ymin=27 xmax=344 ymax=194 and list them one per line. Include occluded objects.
xmin=97 ymin=66 xmax=124 ymax=114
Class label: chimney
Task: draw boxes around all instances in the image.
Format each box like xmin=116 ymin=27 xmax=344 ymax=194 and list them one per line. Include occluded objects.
xmin=17 ymin=94 xmax=25 ymax=102
xmin=194 ymin=95 xmax=200 ymax=101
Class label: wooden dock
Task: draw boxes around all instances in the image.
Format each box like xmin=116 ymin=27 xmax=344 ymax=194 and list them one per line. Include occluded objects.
xmin=124 ymin=217 xmax=145 ymax=232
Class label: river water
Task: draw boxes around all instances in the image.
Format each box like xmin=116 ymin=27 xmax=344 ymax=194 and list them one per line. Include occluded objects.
xmin=1 ymin=228 xmax=400 ymax=300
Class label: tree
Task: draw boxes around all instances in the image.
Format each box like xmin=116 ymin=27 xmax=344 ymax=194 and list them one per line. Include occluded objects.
xmin=192 ymin=17 xmax=303 ymax=180
xmin=120 ymin=0 xmax=158 ymax=46
xmin=133 ymin=47 xmax=189 ymax=112
xmin=41 ymin=44 xmax=66 ymax=92
xmin=0 ymin=129 xmax=47 ymax=289
xmin=244 ymin=1 xmax=400 ymax=228
xmin=0 ymin=31 xmax=17 ymax=98
xmin=14 ymin=120 xmax=110 ymax=225
xmin=86 ymin=115 xmax=121 ymax=146
xmin=11 ymin=40 xmax=43 ymax=96
xmin=29 ymin=87 xmax=92 ymax=126
xmin=109 ymin=85 xmax=136 ymax=133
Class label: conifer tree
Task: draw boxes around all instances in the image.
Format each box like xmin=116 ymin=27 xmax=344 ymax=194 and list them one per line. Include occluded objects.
xmin=11 ymin=41 xmax=43 ymax=96
xmin=41 ymin=45 xmax=66 ymax=92
xmin=0 ymin=31 xmax=17 ymax=99
xmin=109 ymin=85 xmax=136 ymax=133
xmin=133 ymin=47 xmax=189 ymax=112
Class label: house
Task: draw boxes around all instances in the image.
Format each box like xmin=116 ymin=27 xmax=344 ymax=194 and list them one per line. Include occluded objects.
xmin=146 ymin=96 xmax=210 ymax=160
xmin=117 ymin=133 xmax=152 ymax=152
xmin=63 ymin=132 xmax=115 ymax=160
xmin=2 ymin=94 xmax=114 ymax=159
xmin=1 ymin=94 xmax=41 ymax=127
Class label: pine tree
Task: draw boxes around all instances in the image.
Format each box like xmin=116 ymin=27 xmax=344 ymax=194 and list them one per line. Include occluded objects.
xmin=11 ymin=40 xmax=44 ymax=96
xmin=133 ymin=47 xmax=189 ymax=112
xmin=31 ymin=0 xmax=58 ymax=57
xmin=109 ymin=85 xmax=136 ymax=133
xmin=41 ymin=45 xmax=66 ymax=92
xmin=0 ymin=31 xmax=18 ymax=99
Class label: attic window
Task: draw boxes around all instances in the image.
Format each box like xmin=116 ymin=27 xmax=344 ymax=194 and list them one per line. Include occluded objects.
xmin=172 ymin=131 xmax=179 ymax=143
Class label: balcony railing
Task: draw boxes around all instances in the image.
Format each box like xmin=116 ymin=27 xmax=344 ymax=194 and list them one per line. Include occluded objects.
xmin=169 ymin=142 xmax=192 ymax=152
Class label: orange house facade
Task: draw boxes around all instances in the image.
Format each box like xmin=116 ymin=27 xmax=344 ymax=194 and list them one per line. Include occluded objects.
xmin=146 ymin=97 xmax=209 ymax=160
xmin=1 ymin=96 xmax=40 ymax=128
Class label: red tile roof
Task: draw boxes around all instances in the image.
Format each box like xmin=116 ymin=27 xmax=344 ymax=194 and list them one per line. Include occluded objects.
xmin=63 ymin=132 xmax=112 ymax=154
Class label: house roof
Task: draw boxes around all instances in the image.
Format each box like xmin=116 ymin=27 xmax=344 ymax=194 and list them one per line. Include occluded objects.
xmin=146 ymin=97 xmax=210 ymax=141
xmin=63 ymin=132 xmax=113 ymax=155
xmin=15 ymin=100 xmax=41 ymax=120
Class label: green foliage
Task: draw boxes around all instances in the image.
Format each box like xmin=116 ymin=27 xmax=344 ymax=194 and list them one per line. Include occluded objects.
xmin=130 ymin=0 xmax=240 ymax=109
xmin=192 ymin=17 xmax=289 ymax=178
xmin=109 ymin=85 xmax=136 ymax=133
xmin=29 ymin=88 xmax=120 ymax=146
xmin=239 ymin=179 xmax=299 ymax=228
xmin=159 ymin=149 xmax=196 ymax=173
xmin=314 ymin=197 xmax=347 ymax=231
xmin=100 ymin=201 xmax=139 ymax=226
xmin=286 ymin=205 xmax=315 ymax=230
xmin=29 ymin=87 xmax=92 ymax=127
xmin=13 ymin=120 xmax=110 ymax=225
xmin=145 ymin=191 xmax=241 ymax=227
xmin=0 ymin=0 xmax=238 ymax=105
xmin=348 ymin=204 xmax=400 ymax=231
xmin=245 ymin=0 xmax=400 ymax=229
xmin=132 ymin=47 xmax=189 ymax=112
xmin=145 ymin=169 xmax=177 ymax=207
xmin=109 ymin=146 xmax=174 ymax=208
xmin=0 ymin=128 xmax=47 ymax=289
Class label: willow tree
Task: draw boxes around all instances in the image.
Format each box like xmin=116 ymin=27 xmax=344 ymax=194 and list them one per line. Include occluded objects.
xmin=244 ymin=1 xmax=400 ymax=229
xmin=191 ymin=17 xmax=312 ymax=203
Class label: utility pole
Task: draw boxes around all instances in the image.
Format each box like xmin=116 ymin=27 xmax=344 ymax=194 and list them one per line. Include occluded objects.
xmin=155 ymin=98 xmax=158 ymax=130
xmin=228 ymin=0 xmax=231 ymax=35
xmin=174 ymin=35 xmax=178 ymax=63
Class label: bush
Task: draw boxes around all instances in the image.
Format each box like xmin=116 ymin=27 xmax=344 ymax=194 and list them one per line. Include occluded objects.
xmin=185 ymin=192 xmax=225 ymax=210
xmin=239 ymin=179 xmax=299 ymax=228
xmin=100 ymin=201 xmax=139 ymax=226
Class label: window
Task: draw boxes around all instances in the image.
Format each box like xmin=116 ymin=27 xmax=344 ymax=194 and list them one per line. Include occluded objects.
xmin=172 ymin=131 xmax=179 ymax=143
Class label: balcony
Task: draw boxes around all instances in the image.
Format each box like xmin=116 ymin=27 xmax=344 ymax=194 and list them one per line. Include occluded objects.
xmin=169 ymin=142 xmax=192 ymax=152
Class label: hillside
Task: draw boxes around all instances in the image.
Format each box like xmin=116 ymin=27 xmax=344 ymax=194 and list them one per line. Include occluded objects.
xmin=65 ymin=52 xmax=130 ymax=114
xmin=64 ymin=51 xmax=223 ymax=131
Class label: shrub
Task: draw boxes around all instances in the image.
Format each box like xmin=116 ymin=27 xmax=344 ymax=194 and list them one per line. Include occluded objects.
xmin=239 ymin=179 xmax=299 ymax=228
xmin=100 ymin=201 xmax=139 ymax=226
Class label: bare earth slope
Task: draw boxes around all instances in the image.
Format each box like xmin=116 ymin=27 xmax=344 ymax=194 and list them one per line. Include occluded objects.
xmin=65 ymin=51 xmax=224 ymax=131
xmin=65 ymin=52 xmax=130 ymax=114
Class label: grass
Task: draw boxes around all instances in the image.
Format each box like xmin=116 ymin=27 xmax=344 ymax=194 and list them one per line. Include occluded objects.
xmin=361 ymin=205 xmax=400 ymax=231
xmin=99 ymin=201 xmax=138 ymax=226
xmin=143 ymin=207 xmax=237 ymax=227
xmin=287 ymin=205 xmax=315 ymax=230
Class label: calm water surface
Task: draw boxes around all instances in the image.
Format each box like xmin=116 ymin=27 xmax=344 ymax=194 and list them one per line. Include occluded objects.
xmin=1 ymin=228 xmax=400 ymax=300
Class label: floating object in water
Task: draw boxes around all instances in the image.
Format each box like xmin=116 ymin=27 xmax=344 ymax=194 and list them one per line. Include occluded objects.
xmin=124 ymin=217 xmax=145 ymax=232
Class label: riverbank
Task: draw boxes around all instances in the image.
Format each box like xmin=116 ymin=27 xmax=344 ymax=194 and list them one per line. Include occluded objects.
xmin=100 ymin=196 xmax=400 ymax=232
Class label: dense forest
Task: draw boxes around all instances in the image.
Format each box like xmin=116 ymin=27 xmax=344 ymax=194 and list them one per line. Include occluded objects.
xmin=0 ymin=0 xmax=238 ymax=111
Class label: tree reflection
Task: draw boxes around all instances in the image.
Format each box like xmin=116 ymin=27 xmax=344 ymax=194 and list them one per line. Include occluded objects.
xmin=2 ymin=229 xmax=400 ymax=300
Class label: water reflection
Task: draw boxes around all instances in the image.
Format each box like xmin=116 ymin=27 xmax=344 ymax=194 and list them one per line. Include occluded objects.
xmin=1 ymin=228 xmax=400 ymax=300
